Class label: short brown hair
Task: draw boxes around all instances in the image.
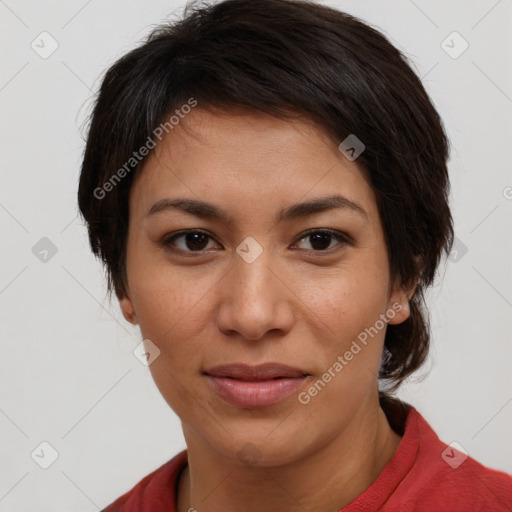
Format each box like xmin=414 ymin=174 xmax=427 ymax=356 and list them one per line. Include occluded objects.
xmin=78 ymin=0 xmax=454 ymax=393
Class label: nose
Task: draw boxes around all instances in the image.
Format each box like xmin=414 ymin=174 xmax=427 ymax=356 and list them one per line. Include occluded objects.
xmin=215 ymin=251 xmax=295 ymax=341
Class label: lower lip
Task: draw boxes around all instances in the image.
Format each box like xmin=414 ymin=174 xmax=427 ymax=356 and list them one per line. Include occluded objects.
xmin=206 ymin=375 xmax=308 ymax=408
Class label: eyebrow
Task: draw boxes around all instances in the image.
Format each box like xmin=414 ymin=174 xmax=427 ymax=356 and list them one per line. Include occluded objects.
xmin=145 ymin=194 xmax=368 ymax=223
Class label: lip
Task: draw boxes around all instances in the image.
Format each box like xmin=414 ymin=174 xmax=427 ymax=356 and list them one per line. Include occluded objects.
xmin=205 ymin=363 xmax=308 ymax=380
xmin=204 ymin=363 xmax=309 ymax=408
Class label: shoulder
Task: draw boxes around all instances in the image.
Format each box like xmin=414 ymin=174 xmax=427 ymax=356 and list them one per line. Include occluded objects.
xmin=410 ymin=457 xmax=512 ymax=511
xmin=101 ymin=450 xmax=188 ymax=512
xmin=393 ymin=405 xmax=512 ymax=511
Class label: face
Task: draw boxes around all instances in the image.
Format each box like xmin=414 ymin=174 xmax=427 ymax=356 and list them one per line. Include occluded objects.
xmin=119 ymin=107 xmax=411 ymax=466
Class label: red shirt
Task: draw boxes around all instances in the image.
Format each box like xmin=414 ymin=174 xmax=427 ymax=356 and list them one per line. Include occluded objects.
xmin=101 ymin=402 xmax=512 ymax=511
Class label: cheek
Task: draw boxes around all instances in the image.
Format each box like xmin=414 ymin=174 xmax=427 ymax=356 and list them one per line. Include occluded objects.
xmin=295 ymin=262 xmax=390 ymax=371
xmin=299 ymin=265 xmax=389 ymax=331
xmin=128 ymin=255 xmax=215 ymax=341
xmin=129 ymin=269 xmax=214 ymax=415
xmin=295 ymin=273 xmax=389 ymax=419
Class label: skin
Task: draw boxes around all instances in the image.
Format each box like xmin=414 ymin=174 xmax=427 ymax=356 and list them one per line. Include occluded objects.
xmin=119 ymin=107 xmax=415 ymax=512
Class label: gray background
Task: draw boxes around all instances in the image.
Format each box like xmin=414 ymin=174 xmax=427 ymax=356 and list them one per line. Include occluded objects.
xmin=1 ymin=0 xmax=511 ymax=510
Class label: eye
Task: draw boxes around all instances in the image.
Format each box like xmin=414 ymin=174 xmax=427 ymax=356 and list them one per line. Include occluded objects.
xmin=293 ymin=229 xmax=351 ymax=252
xmin=161 ymin=230 xmax=220 ymax=253
xmin=160 ymin=228 xmax=351 ymax=255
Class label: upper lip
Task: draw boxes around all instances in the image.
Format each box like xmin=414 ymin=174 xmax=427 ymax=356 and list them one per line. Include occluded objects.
xmin=204 ymin=363 xmax=308 ymax=380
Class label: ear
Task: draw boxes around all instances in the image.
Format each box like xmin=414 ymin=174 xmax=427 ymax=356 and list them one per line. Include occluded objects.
xmin=386 ymin=278 xmax=417 ymax=326
xmin=118 ymin=289 xmax=138 ymax=325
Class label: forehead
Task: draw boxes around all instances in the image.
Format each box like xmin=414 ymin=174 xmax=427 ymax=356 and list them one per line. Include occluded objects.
xmin=147 ymin=107 xmax=341 ymax=166
xmin=130 ymin=108 xmax=376 ymax=221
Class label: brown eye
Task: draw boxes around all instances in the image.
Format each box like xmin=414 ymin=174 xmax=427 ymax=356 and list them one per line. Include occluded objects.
xmin=161 ymin=230 xmax=219 ymax=253
xmin=294 ymin=229 xmax=351 ymax=252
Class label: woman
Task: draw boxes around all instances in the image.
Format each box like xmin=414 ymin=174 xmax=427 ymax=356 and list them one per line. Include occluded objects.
xmin=78 ymin=0 xmax=512 ymax=510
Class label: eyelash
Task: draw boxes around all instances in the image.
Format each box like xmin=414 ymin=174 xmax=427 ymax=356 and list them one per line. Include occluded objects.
xmin=159 ymin=228 xmax=352 ymax=255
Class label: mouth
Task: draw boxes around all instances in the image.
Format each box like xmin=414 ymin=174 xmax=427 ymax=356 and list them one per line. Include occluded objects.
xmin=203 ymin=363 xmax=310 ymax=408
xmin=204 ymin=362 xmax=309 ymax=380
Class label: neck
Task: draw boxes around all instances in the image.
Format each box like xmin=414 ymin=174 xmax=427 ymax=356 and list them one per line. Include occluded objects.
xmin=177 ymin=394 xmax=402 ymax=512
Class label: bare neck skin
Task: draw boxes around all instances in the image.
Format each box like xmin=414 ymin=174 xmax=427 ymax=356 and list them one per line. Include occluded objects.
xmin=176 ymin=393 xmax=402 ymax=512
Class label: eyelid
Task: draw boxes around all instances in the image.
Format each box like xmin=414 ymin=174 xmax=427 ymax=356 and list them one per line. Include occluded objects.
xmin=160 ymin=229 xmax=220 ymax=253
xmin=160 ymin=228 xmax=352 ymax=254
xmin=293 ymin=228 xmax=353 ymax=247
